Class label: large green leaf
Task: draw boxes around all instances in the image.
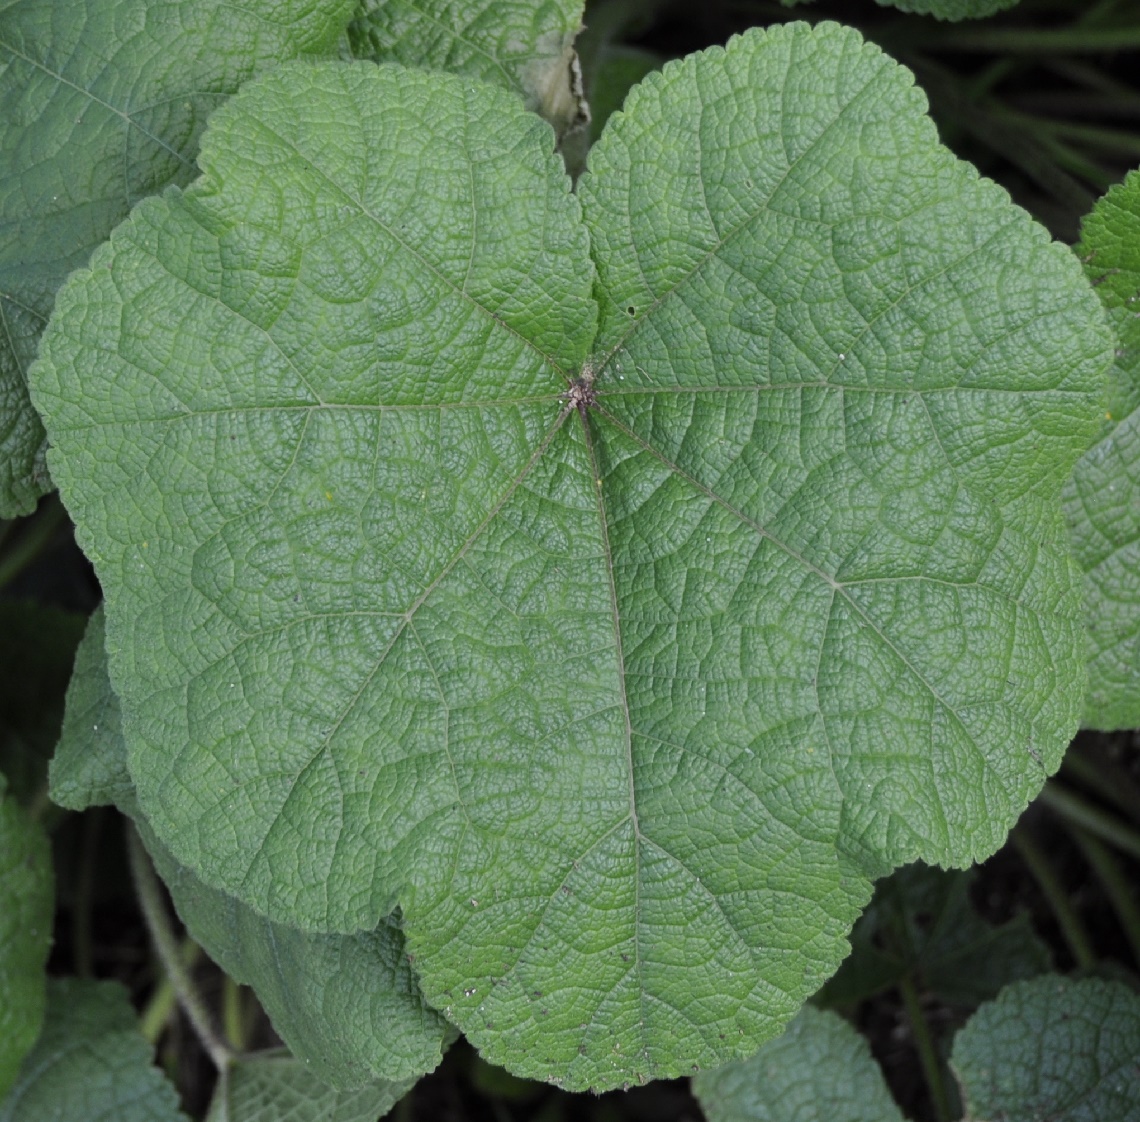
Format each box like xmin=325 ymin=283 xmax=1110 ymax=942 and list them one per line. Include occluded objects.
xmin=0 ymin=978 xmax=187 ymax=1122
xmin=347 ymin=0 xmax=588 ymax=135
xmin=693 ymin=1005 xmax=904 ymax=1122
xmin=205 ymin=1051 xmax=413 ymax=1122
xmin=0 ymin=779 xmax=53 ymax=1099
xmin=1064 ymin=169 xmax=1140 ymax=731
xmin=0 ymin=0 xmax=356 ymax=518
xmin=31 ymin=22 xmax=1109 ymax=1090
xmin=951 ymin=976 xmax=1140 ymax=1122
xmin=51 ymin=607 xmax=450 ymax=1089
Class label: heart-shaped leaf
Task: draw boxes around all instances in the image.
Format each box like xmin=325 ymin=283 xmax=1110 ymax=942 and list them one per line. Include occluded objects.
xmin=31 ymin=23 xmax=1109 ymax=1089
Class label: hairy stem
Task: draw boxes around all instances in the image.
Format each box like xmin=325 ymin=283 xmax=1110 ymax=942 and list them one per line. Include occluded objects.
xmin=127 ymin=824 xmax=233 ymax=1070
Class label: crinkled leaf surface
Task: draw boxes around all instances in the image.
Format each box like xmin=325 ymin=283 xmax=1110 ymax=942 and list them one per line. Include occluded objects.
xmin=347 ymin=0 xmax=587 ymax=135
xmin=31 ymin=22 xmax=1109 ymax=1090
xmin=51 ymin=608 xmax=450 ymax=1088
xmin=693 ymin=1005 xmax=904 ymax=1122
xmin=0 ymin=600 xmax=85 ymax=803
xmin=871 ymin=0 xmax=1021 ymax=18
xmin=1064 ymin=170 xmax=1140 ymax=731
xmin=0 ymin=0 xmax=356 ymax=518
xmin=0 ymin=978 xmax=187 ymax=1122
xmin=817 ymin=862 xmax=1049 ymax=1008
xmin=206 ymin=1051 xmax=413 ymax=1122
xmin=951 ymin=976 xmax=1140 ymax=1122
xmin=0 ymin=779 xmax=53 ymax=1099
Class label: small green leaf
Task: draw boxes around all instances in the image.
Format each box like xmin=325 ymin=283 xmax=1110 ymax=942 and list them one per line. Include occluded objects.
xmin=0 ymin=779 xmax=53 ymax=1099
xmin=1064 ymin=169 xmax=1140 ymax=731
xmin=870 ymin=0 xmax=1021 ymax=18
xmin=31 ymin=24 xmax=1109 ymax=1090
xmin=347 ymin=0 xmax=588 ymax=135
xmin=0 ymin=600 xmax=85 ymax=803
xmin=693 ymin=1005 xmax=904 ymax=1122
xmin=0 ymin=977 xmax=186 ymax=1122
xmin=52 ymin=611 xmax=450 ymax=1088
xmin=952 ymin=975 xmax=1140 ymax=1122
xmin=0 ymin=0 xmax=356 ymax=517
xmin=817 ymin=862 xmax=1049 ymax=1008
xmin=50 ymin=606 xmax=131 ymax=811
xmin=206 ymin=1051 xmax=413 ymax=1122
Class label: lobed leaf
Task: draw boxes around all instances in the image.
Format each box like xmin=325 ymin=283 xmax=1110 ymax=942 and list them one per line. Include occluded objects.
xmin=692 ymin=1005 xmax=904 ymax=1122
xmin=0 ymin=978 xmax=186 ymax=1122
xmin=951 ymin=975 xmax=1140 ymax=1122
xmin=51 ymin=607 xmax=450 ymax=1088
xmin=1064 ymin=168 xmax=1140 ymax=731
xmin=31 ymin=23 xmax=1109 ymax=1089
xmin=0 ymin=780 xmax=53 ymax=1099
xmin=0 ymin=0 xmax=356 ymax=517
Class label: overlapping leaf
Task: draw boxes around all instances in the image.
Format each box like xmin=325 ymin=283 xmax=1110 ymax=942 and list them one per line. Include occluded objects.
xmin=951 ymin=976 xmax=1140 ymax=1121
xmin=693 ymin=1006 xmax=904 ymax=1122
xmin=1064 ymin=169 xmax=1140 ymax=730
xmin=51 ymin=607 xmax=450 ymax=1089
xmin=0 ymin=0 xmax=355 ymax=517
xmin=0 ymin=978 xmax=186 ymax=1122
xmin=0 ymin=780 xmax=52 ymax=1099
xmin=347 ymin=0 xmax=587 ymax=135
xmin=31 ymin=22 xmax=1109 ymax=1089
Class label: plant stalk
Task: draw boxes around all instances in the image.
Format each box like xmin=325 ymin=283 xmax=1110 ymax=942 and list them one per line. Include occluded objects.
xmin=1039 ymin=782 xmax=1140 ymax=862
xmin=1069 ymin=826 xmax=1140 ymax=968
xmin=898 ymin=975 xmax=952 ymax=1122
xmin=1010 ymin=826 xmax=1097 ymax=970
xmin=127 ymin=824 xmax=234 ymax=1071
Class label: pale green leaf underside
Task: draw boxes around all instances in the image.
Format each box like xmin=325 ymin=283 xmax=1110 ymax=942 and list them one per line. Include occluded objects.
xmin=1064 ymin=169 xmax=1140 ymax=730
xmin=206 ymin=1052 xmax=413 ymax=1122
xmin=951 ymin=976 xmax=1140 ymax=1122
xmin=693 ymin=1005 xmax=904 ymax=1122
xmin=347 ymin=0 xmax=587 ymax=135
xmin=0 ymin=781 xmax=52 ymax=1099
xmin=50 ymin=607 xmax=449 ymax=1089
xmin=32 ymin=23 xmax=1107 ymax=1090
xmin=0 ymin=0 xmax=355 ymax=517
xmin=0 ymin=978 xmax=186 ymax=1122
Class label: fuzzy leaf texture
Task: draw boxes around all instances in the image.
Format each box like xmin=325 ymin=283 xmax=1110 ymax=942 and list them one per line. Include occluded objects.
xmin=692 ymin=1005 xmax=904 ymax=1122
xmin=206 ymin=1052 xmax=414 ymax=1122
xmin=951 ymin=976 xmax=1140 ymax=1122
xmin=0 ymin=0 xmax=355 ymax=517
xmin=1064 ymin=169 xmax=1140 ymax=730
xmin=50 ymin=607 xmax=450 ymax=1090
xmin=0 ymin=978 xmax=187 ymax=1122
xmin=31 ymin=23 xmax=1109 ymax=1090
xmin=0 ymin=780 xmax=53 ymax=1099
xmin=347 ymin=0 xmax=588 ymax=135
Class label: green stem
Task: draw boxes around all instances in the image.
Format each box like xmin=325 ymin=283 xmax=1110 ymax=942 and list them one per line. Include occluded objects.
xmin=72 ymin=809 xmax=104 ymax=978
xmin=1062 ymin=746 xmax=1140 ymax=826
xmin=900 ymin=27 xmax=1140 ymax=54
xmin=0 ymin=497 xmax=66 ymax=590
xmin=1039 ymin=783 xmax=1140 ymax=862
xmin=127 ymin=824 xmax=234 ymax=1071
xmin=222 ymin=975 xmax=248 ymax=1052
xmin=140 ymin=940 xmax=202 ymax=1044
xmin=1069 ymin=827 xmax=1140 ymax=968
xmin=1011 ymin=826 xmax=1097 ymax=971
xmin=898 ymin=974 xmax=952 ymax=1122
xmin=1044 ymin=119 xmax=1140 ymax=158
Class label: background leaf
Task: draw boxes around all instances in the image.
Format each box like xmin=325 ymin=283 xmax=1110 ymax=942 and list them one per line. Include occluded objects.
xmin=0 ymin=977 xmax=186 ymax=1122
xmin=347 ymin=0 xmax=588 ymax=135
xmin=1063 ymin=168 xmax=1140 ymax=731
xmin=951 ymin=975 xmax=1140 ymax=1122
xmin=817 ymin=863 xmax=1050 ymax=1008
xmin=205 ymin=1051 xmax=413 ymax=1122
xmin=32 ymin=23 xmax=1109 ymax=1089
xmin=0 ymin=780 xmax=53 ymax=1099
xmin=0 ymin=0 xmax=356 ymax=517
xmin=692 ymin=1005 xmax=904 ymax=1122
